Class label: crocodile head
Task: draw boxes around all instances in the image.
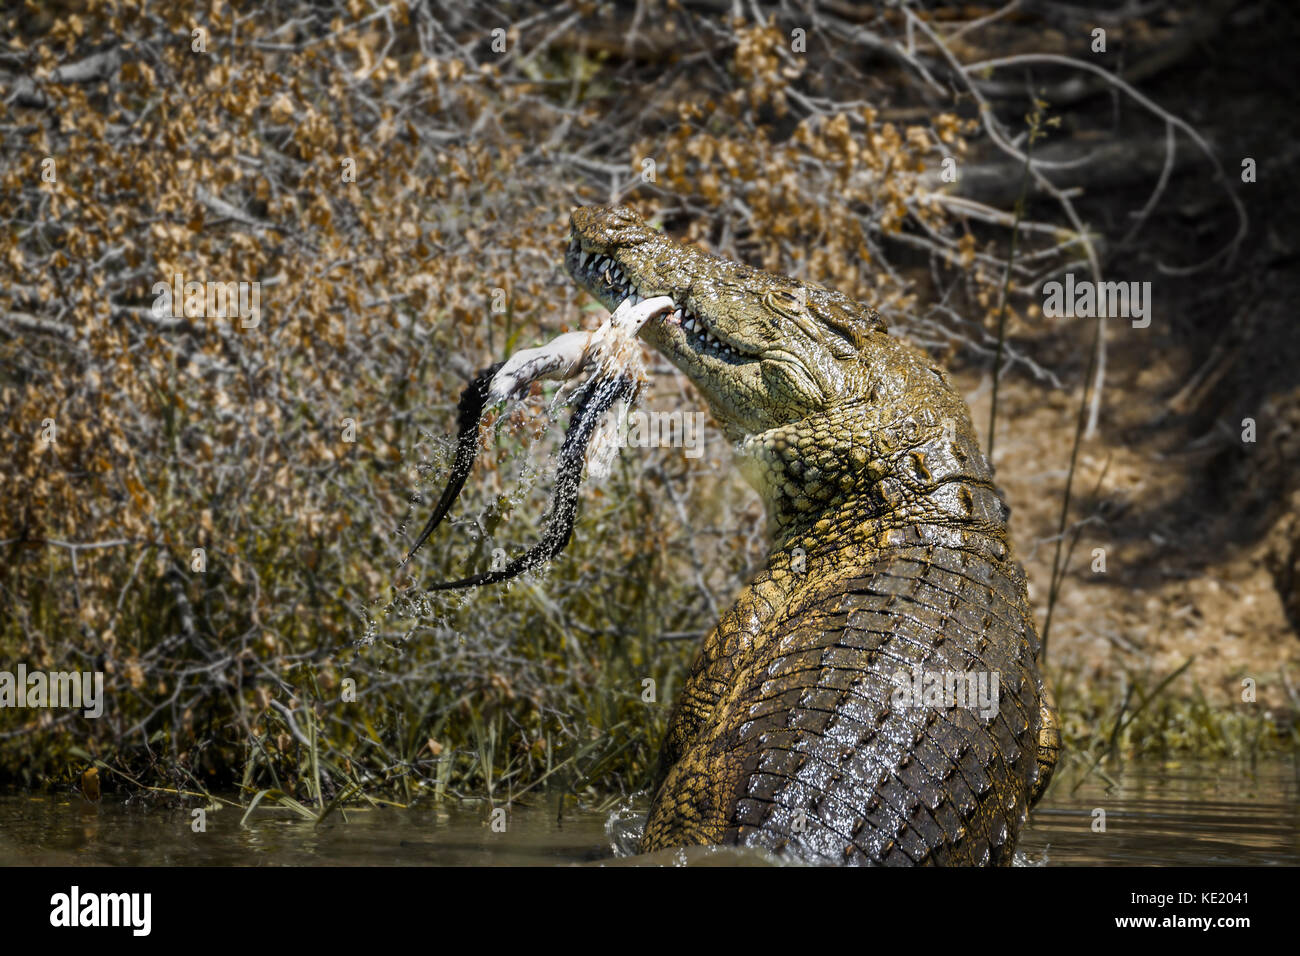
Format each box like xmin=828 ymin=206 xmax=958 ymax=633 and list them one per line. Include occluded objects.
xmin=566 ymin=204 xmax=989 ymax=550
xmin=566 ymin=204 xmax=889 ymax=441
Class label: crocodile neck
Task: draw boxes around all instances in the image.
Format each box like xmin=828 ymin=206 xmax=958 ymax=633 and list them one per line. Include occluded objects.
xmin=732 ymin=400 xmax=1012 ymax=562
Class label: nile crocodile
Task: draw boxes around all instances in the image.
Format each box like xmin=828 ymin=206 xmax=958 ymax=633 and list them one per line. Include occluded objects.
xmin=416 ymin=204 xmax=1059 ymax=865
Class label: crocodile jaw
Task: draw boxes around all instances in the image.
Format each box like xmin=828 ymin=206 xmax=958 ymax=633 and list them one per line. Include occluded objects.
xmin=565 ymin=234 xmax=768 ymax=437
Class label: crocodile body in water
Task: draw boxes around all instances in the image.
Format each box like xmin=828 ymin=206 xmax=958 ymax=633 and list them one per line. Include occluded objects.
xmin=414 ymin=204 xmax=1058 ymax=865
xmin=563 ymin=205 xmax=1058 ymax=865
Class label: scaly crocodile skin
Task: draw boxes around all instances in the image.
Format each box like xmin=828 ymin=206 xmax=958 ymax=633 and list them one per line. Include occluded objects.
xmin=565 ymin=205 xmax=1058 ymax=865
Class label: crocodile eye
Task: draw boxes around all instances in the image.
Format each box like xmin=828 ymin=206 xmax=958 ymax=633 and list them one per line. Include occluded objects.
xmin=763 ymin=290 xmax=817 ymax=337
xmin=764 ymin=289 xmax=857 ymax=356
xmin=763 ymin=289 xmax=804 ymax=317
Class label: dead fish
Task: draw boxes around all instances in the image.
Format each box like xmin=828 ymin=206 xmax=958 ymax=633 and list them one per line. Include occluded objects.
xmin=401 ymin=296 xmax=675 ymax=578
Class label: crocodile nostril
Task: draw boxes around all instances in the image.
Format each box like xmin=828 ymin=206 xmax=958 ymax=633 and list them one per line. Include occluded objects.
xmin=607 ymin=205 xmax=641 ymax=227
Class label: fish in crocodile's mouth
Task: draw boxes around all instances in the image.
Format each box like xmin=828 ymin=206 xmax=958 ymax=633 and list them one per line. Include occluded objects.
xmin=564 ymin=236 xmax=752 ymax=367
xmin=565 ymin=202 xmax=883 ymax=440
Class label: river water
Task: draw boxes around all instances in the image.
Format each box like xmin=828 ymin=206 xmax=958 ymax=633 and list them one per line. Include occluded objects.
xmin=1 ymin=760 xmax=1295 ymax=866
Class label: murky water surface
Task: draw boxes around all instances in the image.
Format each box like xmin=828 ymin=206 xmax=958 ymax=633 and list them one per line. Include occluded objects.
xmin=2 ymin=760 xmax=1295 ymax=865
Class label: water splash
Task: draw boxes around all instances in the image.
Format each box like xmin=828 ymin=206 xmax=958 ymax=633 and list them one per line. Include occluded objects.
xmin=604 ymin=797 xmax=647 ymax=858
xmin=1013 ymin=846 xmax=1050 ymax=867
